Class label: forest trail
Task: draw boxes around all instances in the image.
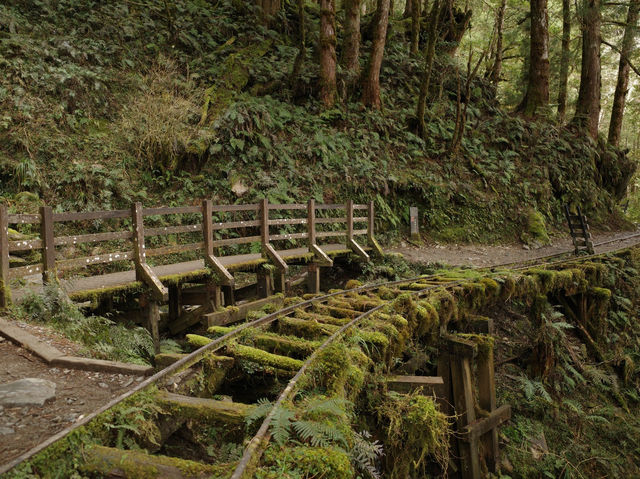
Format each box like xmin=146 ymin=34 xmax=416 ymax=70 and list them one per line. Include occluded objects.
xmin=391 ymin=229 xmax=640 ymax=267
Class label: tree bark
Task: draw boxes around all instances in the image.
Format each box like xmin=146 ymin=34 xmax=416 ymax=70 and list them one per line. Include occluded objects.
xmin=488 ymin=0 xmax=507 ymax=88
xmin=403 ymin=0 xmax=413 ymax=18
xmin=517 ymin=0 xmax=550 ymax=116
xmin=319 ymin=0 xmax=337 ymax=107
xmin=415 ymin=0 xmax=442 ymax=137
xmin=343 ymin=0 xmax=362 ymax=76
xmin=290 ymin=0 xmax=306 ymax=86
xmin=556 ymin=0 xmax=571 ymax=122
xmin=258 ymin=0 xmax=281 ymax=21
xmin=362 ymin=0 xmax=391 ymax=108
xmin=410 ymin=0 xmax=422 ymax=54
xmin=608 ymin=0 xmax=639 ymax=146
xmin=572 ymin=0 xmax=601 ymax=139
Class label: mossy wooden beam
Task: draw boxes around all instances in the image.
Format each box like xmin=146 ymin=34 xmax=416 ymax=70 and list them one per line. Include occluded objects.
xmin=385 ymin=375 xmax=445 ymax=397
xmin=157 ymin=391 xmax=253 ymax=425
xmin=81 ymin=445 xmax=231 ymax=478
xmin=276 ymin=316 xmax=340 ymax=339
xmin=204 ymin=294 xmax=284 ymax=327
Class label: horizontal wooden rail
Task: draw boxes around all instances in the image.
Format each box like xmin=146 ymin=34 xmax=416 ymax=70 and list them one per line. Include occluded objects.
xmin=268 ymin=203 xmax=306 ymax=210
xmin=213 ymin=236 xmax=261 ymax=247
xmin=353 ymin=204 xmax=368 ymax=210
xmin=270 ymin=232 xmax=309 ymax=241
xmin=316 ymin=204 xmax=346 ymax=210
xmin=53 ymin=210 xmax=129 ymax=222
xmin=146 ymin=242 xmax=203 ymax=258
xmin=57 ymin=252 xmax=134 ymax=271
xmin=7 ymin=213 xmax=41 ymax=224
xmin=9 ymin=239 xmax=43 ymax=252
xmin=55 ymin=231 xmax=132 ymax=246
xmin=211 ymin=204 xmax=260 ymax=212
xmin=315 ymin=217 xmax=347 ymax=224
xmin=145 ymin=224 xmax=202 ymax=237
xmin=212 ymin=220 xmax=260 ymax=230
xmin=142 ymin=206 xmax=202 ymax=216
xmin=268 ymin=218 xmax=308 ymax=226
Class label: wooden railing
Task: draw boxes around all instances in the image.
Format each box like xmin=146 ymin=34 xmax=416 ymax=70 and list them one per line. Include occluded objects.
xmin=0 ymin=199 xmax=382 ymax=307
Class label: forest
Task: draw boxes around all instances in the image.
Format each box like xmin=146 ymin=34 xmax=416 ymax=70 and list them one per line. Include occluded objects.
xmin=0 ymin=0 xmax=637 ymax=242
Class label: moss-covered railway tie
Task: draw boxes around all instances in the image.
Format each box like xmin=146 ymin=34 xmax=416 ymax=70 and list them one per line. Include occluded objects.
xmin=2 ymin=239 xmax=640 ymax=479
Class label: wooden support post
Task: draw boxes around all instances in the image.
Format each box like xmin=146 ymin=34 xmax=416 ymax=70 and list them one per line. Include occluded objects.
xmin=260 ymin=198 xmax=269 ymax=246
xmin=409 ymin=206 xmax=420 ymax=242
xmin=168 ymin=284 xmax=181 ymax=323
xmin=307 ymin=263 xmax=320 ymax=294
xmin=307 ymin=199 xmax=332 ymax=266
xmin=0 ymin=204 xmax=10 ymax=309
xmin=205 ymin=282 xmax=221 ymax=310
xmin=222 ymin=285 xmax=235 ymax=306
xmin=40 ymin=206 xmax=56 ymax=284
xmin=257 ymin=269 xmax=272 ymax=298
xmin=477 ymin=342 xmax=499 ymax=472
xmin=132 ymin=202 xmax=168 ymax=304
xmin=260 ymin=198 xmax=288 ymax=292
xmin=346 ymin=200 xmax=369 ymax=261
xmin=367 ymin=200 xmax=384 ymax=256
xmin=202 ymin=200 xmax=234 ymax=287
xmin=140 ymin=294 xmax=160 ymax=353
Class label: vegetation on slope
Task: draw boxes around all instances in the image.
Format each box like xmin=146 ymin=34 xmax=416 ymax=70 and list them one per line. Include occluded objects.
xmin=0 ymin=0 xmax=633 ymax=243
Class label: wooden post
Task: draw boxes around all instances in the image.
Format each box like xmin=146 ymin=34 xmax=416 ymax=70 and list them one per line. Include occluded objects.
xmin=477 ymin=343 xmax=499 ymax=472
xmin=307 ymin=263 xmax=320 ymax=294
xmin=347 ymin=200 xmax=354 ymax=243
xmin=202 ymin=199 xmax=234 ymax=305
xmin=144 ymin=295 xmax=160 ymax=354
xmin=257 ymin=269 xmax=273 ymax=298
xmin=40 ymin=206 xmax=56 ymax=284
xmin=260 ymin=198 xmax=269 ymax=246
xmin=0 ymin=204 xmax=10 ymax=309
xmin=168 ymin=284 xmax=181 ymax=323
xmin=307 ymin=198 xmax=316 ymax=249
xmin=410 ymin=206 xmax=420 ymax=241
xmin=367 ymin=201 xmax=384 ymax=256
xmin=132 ymin=202 xmax=146 ymax=269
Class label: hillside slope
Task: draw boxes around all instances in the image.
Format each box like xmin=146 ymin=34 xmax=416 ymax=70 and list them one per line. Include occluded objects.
xmin=0 ymin=0 xmax=634 ymax=242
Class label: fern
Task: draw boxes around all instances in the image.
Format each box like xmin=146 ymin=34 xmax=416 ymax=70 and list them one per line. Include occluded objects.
xmin=245 ymin=397 xmax=274 ymax=427
xmin=351 ymin=430 xmax=384 ymax=479
xmin=271 ymin=405 xmax=296 ymax=446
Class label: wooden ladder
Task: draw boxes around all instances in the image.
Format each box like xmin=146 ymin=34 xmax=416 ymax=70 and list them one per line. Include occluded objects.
xmin=565 ymin=205 xmax=594 ymax=255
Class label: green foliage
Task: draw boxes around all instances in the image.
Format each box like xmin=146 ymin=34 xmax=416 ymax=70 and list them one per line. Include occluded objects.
xmin=11 ymin=284 xmax=154 ymax=364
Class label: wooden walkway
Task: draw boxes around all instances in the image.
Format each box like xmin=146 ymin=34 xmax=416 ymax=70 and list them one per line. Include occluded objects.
xmin=1 ymin=199 xmax=382 ymax=341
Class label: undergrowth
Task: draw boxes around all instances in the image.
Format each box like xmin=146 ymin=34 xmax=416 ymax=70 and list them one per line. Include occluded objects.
xmin=10 ymin=284 xmax=154 ymax=365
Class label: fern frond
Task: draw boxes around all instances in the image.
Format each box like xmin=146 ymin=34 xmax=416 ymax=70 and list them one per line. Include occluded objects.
xmin=270 ymin=405 xmax=295 ymax=445
xmin=245 ymin=397 xmax=273 ymax=427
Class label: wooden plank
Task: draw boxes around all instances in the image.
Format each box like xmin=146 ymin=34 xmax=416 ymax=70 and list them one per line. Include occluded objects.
xmin=56 ymin=251 xmax=134 ymax=271
xmin=268 ymin=218 xmax=308 ymax=226
xmin=451 ymin=356 xmax=482 ymax=479
xmin=7 ymin=213 xmax=41 ymax=224
xmin=307 ymin=263 xmax=320 ymax=294
xmin=169 ymin=303 xmax=213 ymax=335
xmin=353 ymin=204 xmax=368 ymax=210
xmin=270 ymin=232 xmax=308 ymax=241
xmin=0 ymin=205 xmax=10 ymax=308
xmin=203 ymin=199 xmax=234 ymax=287
xmin=142 ymin=205 xmax=201 ymax=216
xmin=316 ymin=230 xmax=347 ymax=238
xmin=145 ymin=224 xmax=202 ymax=237
xmin=211 ymin=203 xmax=260 ymax=212
xmin=205 ymin=295 xmax=284 ymax=327
xmin=132 ymin=203 xmax=167 ymax=302
xmin=145 ymin=242 xmax=203 ymax=258
xmin=7 ymin=263 xmax=43 ymax=279
xmin=444 ymin=334 xmax=478 ymax=358
xmin=40 ymin=206 xmax=56 ymax=283
xmin=348 ymin=238 xmax=370 ymax=260
xmin=368 ymin=201 xmax=383 ymax=256
xmin=268 ymin=203 xmax=307 ymax=210
xmin=347 ymin=200 xmax=354 ymax=241
xmin=467 ymin=316 xmax=494 ymax=334
xmin=212 ymin=220 xmax=260 ymax=230
xmin=353 ymin=229 xmax=368 ymax=235
xmin=462 ymin=405 xmax=511 ymax=442
xmin=263 ymin=243 xmax=289 ymax=273
xmin=53 ymin=209 xmax=129 ymax=222
xmin=53 ymin=231 xmax=131 ymax=248
xmin=385 ymin=375 xmax=445 ymax=396
xmin=315 ymin=217 xmax=347 ymax=224
xmin=132 ymin=202 xmax=146 ymax=265
xmin=308 ymin=199 xmax=316 ymax=247
xmin=212 ymin=235 xmax=261 ymax=247
xmin=260 ymin=198 xmax=269 ymax=244
xmin=316 ymin=204 xmax=346 ymax=210
xmin=477 ymin=341 xmax=499 ymax=471
xmin=146 ymin=298 xmax=160 ymax=352
xmin=352 ymin=216 xmax=368 ymax=223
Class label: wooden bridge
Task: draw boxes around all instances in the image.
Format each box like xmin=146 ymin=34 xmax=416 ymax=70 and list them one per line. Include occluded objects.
xmin=0 ymin=199 xmax=382 ymax=345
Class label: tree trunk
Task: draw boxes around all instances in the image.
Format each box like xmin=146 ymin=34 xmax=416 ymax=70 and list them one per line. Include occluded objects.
xmin=556 ymin=0 xmax=571 ymax=122
xmin=362 ymin=0 xmax=391 ymax=108
xmin=290 ymin=0 xmax=306 ymax=86
xmin=608 ymin=0 xmax=639 ymax=146
xmin=415 ymin=0 xmax=442 ymax=137
xmin=488 ymin=0 xmax=507 ymax=87
xmin=410 ymin=0 xmax=422 ymax=54
xmin=319 ymin=0 xmax=337 ymax=107
xmin=403 ymin=0 xmax=413 ymax=18
xmin=517 ymin=0 xmax=550 ymax=116
xmin=572 ymin=0 xmax=601 ymax=139
xmin=343 ymin=0 xmax=362 ymax=76
xmin=258 ymin=0 xmax=281 ymax=21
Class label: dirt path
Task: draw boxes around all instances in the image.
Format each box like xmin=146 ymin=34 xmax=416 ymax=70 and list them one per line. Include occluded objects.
xmin=391 ymin=230 xmax=640 ymax=267
xmin=0 ymin=338 xmax=143 ymax=466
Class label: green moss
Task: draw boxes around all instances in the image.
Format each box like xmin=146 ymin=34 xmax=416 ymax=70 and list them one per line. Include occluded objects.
xmin=277 ymin=315 xmax=340 ymax=339
xmin=521 ymin=208 xmax=550 ymax=245
xmin=227 ymin=343 xmax=303 ymax=371
xmin=458 ymin=333 xmax=495 ymax=359
xmin=344 ymin=279 xmax=362 ymax=289
xmin=258 ymin=445 xmax=354 ymax=479
xmin=415 ymin=300 xmax=439 ymax=337
xmin=377 ymin=391 xmax=450 ymax=478
xmin=304 ymin=342 xmax=369 ymax=400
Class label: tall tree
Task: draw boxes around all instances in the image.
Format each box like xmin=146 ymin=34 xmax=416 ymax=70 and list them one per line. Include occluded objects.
xmin=342 ymin=0 xmax=362 ymax=77
xmin=410 ymin=0 xmax=421 ymax=54
xmin=291 ymin=0 xmax=307 ymax=86
xmin=403 ymin=0 xmax=413 ymax=18
xmin=319 ymin=0 xmax=337 ymax=107
xmin=415 ymin=0 xmax=442 ymax=137
xmin=517 ymin=0 xmax=550 ymax=115
xmin=608 ymin=0 xmax=640 ymax=146
xmin=487 ymin=0 xmax=507 ymax=89
xmin=572 ymin=0 xmax=601 ymax=138
xmin=362 ymin=0 xmax=391 ymax=108
xmin=556 ymin=0 xmax=571 ymax=122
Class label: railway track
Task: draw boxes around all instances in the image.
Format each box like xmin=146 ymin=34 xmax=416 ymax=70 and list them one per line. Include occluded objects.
xmin=3 ymin=231 xmax=640 ymax=478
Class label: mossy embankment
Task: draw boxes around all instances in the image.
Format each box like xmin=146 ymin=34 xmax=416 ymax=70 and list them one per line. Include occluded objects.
xmin=7 ymin=246 xmax=640 ymax=478
xmin=0 ymin=1 xmax=634 ymax=244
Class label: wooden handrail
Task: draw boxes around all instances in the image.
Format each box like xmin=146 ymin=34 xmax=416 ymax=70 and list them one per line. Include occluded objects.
xmin=0 ymin=204 xmax=10 ymax=308
xmin=40 ymin=206 xmax=56 ymax=284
